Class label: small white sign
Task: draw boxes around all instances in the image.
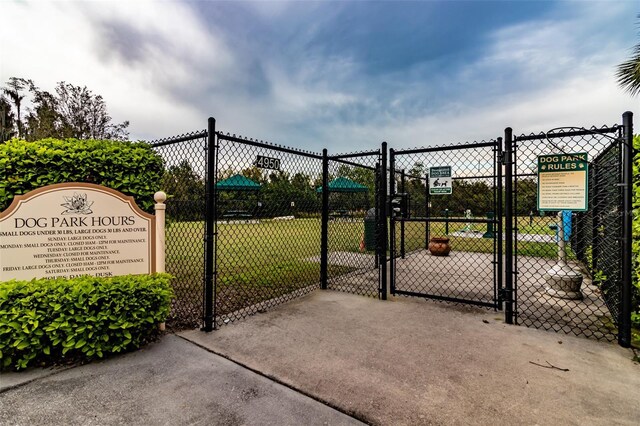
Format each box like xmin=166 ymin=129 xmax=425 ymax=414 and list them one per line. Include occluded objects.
xmin=429 ymin=166 xmax=452 ymax=195
xmin=0 ymin=183 xmax=155 ymax=281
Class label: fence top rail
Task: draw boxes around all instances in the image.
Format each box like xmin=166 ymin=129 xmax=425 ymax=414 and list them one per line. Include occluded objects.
xmin=330 ymin=149 xmax=381 ymax=160
xmin=216 ymin=131 xmax=322 ymax=159
xmin=513 ymin=126 xmax=620 ymax=142
xmin=149 ymin=130 xmax=208 ymax=147
xmin=393 ymin=140 xmax=498 ymax=155
xmin=329 ymin=157 xmax=378 ymax=171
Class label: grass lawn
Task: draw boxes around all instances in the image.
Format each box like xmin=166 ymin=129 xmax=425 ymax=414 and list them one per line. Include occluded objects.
xmin=165 ymin=216 xmax=568 ymax=323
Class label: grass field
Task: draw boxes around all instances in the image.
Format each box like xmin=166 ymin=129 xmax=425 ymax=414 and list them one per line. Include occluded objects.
xmin=165 ymin=216 xmax=568 ymax=324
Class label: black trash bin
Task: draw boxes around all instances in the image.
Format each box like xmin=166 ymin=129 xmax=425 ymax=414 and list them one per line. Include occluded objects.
xmin=364 ymin=208 xmax=377 ymax=251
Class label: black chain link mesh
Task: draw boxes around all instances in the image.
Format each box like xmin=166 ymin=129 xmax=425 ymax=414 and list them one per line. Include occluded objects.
xmin=214 ymin=133 xmax=323 ymax=327
xmin=391 ymin=142 xmax=500 ymax=307
xmin=326 ymin=151 xmax=382 ymax=297
xmin=513 ymin=126 xmax=622 ymax=341
xmin=150 ymin=131 xmax=207 ymax=329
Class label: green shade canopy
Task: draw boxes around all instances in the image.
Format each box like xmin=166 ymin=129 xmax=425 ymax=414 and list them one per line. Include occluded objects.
xmin=316 ymin=177 xmax=368 ymax=193
xmin=215 ymin=174 xmax=261 ymax=191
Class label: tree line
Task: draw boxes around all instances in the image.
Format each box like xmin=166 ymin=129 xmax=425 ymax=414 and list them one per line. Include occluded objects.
xmin=1 ymin=77 xmax=129 ymax=142
xmin=161 ymin=158 xmax=541 ymax=222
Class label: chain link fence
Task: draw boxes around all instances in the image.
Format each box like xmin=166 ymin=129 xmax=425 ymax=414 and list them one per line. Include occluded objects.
xmin=325 ymin=150 xmax=382 ymax=298
xmin=513 ymin=126 xmax=623 ymax=341
xmin=150 ymin=131 xmax=207 ymax=329
xmin=213 ymin=133 xmax=324 ymax=327
xmin=390 ymin=141 xmax=501 ymax=308
xmin=149 ymin=115 xmax=633 ymax=346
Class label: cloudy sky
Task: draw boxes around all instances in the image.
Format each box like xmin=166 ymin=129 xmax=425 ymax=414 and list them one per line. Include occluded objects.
xmin=1 ymin=0 xmax=638 ymax=152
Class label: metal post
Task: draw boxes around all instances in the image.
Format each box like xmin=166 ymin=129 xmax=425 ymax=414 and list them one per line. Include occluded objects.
xmin=380 ymin=142 xmax=388 ymax=300
xmin=374 ymin=164 xmax=380 ymax=269
xmin=444 ymin=209 xmax=449 ymax=235
xmin=321 ymin=149 xmax=329 ymax=290
xmin=619 ymin=111 xmax=633 ymax=347
xmin=425 ymin=173 xmax=430 ymax=249
xmin=496 ymin=137 xmax=503 ymax=309
xmin=592 ymin=166 xmax=599 ymax=273
xmin=203 ymin=117 xmax=216 ymax=332
xmin=400 ymin=169 xmax=406 ymax=259
xmin=504 ymin=128 xmax=514 ymax=325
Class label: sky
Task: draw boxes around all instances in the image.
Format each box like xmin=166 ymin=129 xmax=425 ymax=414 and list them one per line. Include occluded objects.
xmin=1 ymin=0 xmax=638 ymax=153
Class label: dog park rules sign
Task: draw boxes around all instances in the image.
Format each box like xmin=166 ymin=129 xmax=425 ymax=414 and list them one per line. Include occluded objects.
xmin=429 ymin=166 xmax=452 ymax=195
xmin=0 ymin=183 xmax=155 ymax=281
xmin=537 ymin=153 xmax=588 ymax=211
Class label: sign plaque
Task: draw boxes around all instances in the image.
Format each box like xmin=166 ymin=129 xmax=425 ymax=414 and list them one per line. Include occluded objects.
xmin=429 ymin=166 xmax=452 ymax=195
xmin=537 ymin=153 xmax=588 ymax=211
xmin=0 ymin=183 xmax=155 ymax=281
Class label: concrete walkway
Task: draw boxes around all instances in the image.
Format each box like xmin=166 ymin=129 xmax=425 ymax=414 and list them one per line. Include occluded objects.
xmin=0 ymin=335 xmax=362 ymax=426
xmin=181 ymin=290 xmax=640 ymax=426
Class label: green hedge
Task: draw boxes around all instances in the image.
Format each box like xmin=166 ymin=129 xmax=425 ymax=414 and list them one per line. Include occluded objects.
xmin=0 ymin=274 xmax=173 ymax=370
xmin=0 ymin=138 xmax=164 ymax=213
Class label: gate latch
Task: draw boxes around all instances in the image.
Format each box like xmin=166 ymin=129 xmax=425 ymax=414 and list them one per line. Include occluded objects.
xmin=498 ymin=288 xmax=512 ymax=302
xmin=390 ymin=193 xmax=410 ymax=219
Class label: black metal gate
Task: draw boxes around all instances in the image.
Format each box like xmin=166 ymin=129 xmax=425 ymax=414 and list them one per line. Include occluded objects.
xmin=389 ymin=140 xmax=502 ymax=308
xmin=321 ymin=147 xmax=387 ymax=299
xmin=505 ymin=112 xmax=635 ymax=346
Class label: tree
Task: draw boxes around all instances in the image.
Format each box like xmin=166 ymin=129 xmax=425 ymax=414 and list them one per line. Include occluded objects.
xmin=54 ymin=82 xmax=129 ymax=140
xmin=2 ymin=77 xmax=30 ymax=138
xmin=1 ymin=78 xmax=130 ymax=141
xmin=616 ymin=14 xmax=640 ymax=96
xmin=161 ymin=160 xmax=205 ymax=221
xmin=0 ymin=96 xmax=16 ymax=142
xmin=24 ymin=87 xmax=58 ymax=141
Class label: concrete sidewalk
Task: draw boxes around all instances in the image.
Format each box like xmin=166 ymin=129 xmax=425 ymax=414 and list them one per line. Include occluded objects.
xmin=0 ymin=335 xmax=362 ymax=426
xmin=181 ymin=290 xmax=640 ymax=426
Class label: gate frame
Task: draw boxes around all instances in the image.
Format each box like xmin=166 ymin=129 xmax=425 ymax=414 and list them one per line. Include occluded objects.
xmin=321 ymin=144 xmax=388 ymax=300
xmin=506 ymin=111 xmax=634 ymax=347
xmin=388 ymin=140 xmax=503 ymax=309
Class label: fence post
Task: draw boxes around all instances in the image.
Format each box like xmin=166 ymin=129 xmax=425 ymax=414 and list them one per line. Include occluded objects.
xmin=400 ymin=169 xmax=406 ymax=259
xmin=504 ymin=128 xmax=514 ymax=325
xmin=425 ymin=173 xmax=430 ymax=249
xmin=203 ymin=117 xmax=216 ymax=332
xmin=619 ymin=111 xmax=633 ymax=348
xmin=321 ymin=149 xmax=329 ymax=290
xmin=496 ymin=138 xmax=503 ymax=309
xmin=388 ymin=147 xmax=395 ymax=296
xmin=380 ymin=142 xmax=388 ymax=300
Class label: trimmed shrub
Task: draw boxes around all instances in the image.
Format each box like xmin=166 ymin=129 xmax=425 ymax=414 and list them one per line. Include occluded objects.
xmin=0 ymin=274 xmax=173 ymax=370
xmin=0 ymin=138 xmax=164 ymax=213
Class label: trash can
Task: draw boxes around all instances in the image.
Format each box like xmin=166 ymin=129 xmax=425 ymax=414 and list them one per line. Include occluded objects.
xmin=364 ymin=208 xmax=377 ymax=251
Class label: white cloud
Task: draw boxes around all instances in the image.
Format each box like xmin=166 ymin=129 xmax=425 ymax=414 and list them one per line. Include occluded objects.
xmin=0 ymin=0 xmax=636 ymax=152
xmin=0 ymin=0 xmax=233 ymax=140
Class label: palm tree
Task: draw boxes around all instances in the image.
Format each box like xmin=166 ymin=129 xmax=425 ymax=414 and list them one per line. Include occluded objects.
xmin=616 ymin=15 xmax=640 ymax=96
xmin=2 ymin=77 xmax=30 ymax=138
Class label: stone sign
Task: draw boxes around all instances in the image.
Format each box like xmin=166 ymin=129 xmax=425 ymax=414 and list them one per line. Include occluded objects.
xmin=537 ymin=152 xmax=588 ymax=211
xmin=0 ymin=183 xmax=155 ymax=281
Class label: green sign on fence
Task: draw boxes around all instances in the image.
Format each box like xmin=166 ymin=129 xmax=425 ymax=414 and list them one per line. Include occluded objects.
xmin=429 ymin=166 xmax=452 ymax=195
xmin=537 ymin=152 xmax=588 ymax=211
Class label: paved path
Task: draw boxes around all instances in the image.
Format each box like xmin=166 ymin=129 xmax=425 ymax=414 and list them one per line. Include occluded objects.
xmin=182 ymin=290 xmax=640 ymax=426
xmin=0 ymin=335 xmax=362 ymax=426
xmin=450 ymin=230 xmax=555 ymax=242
